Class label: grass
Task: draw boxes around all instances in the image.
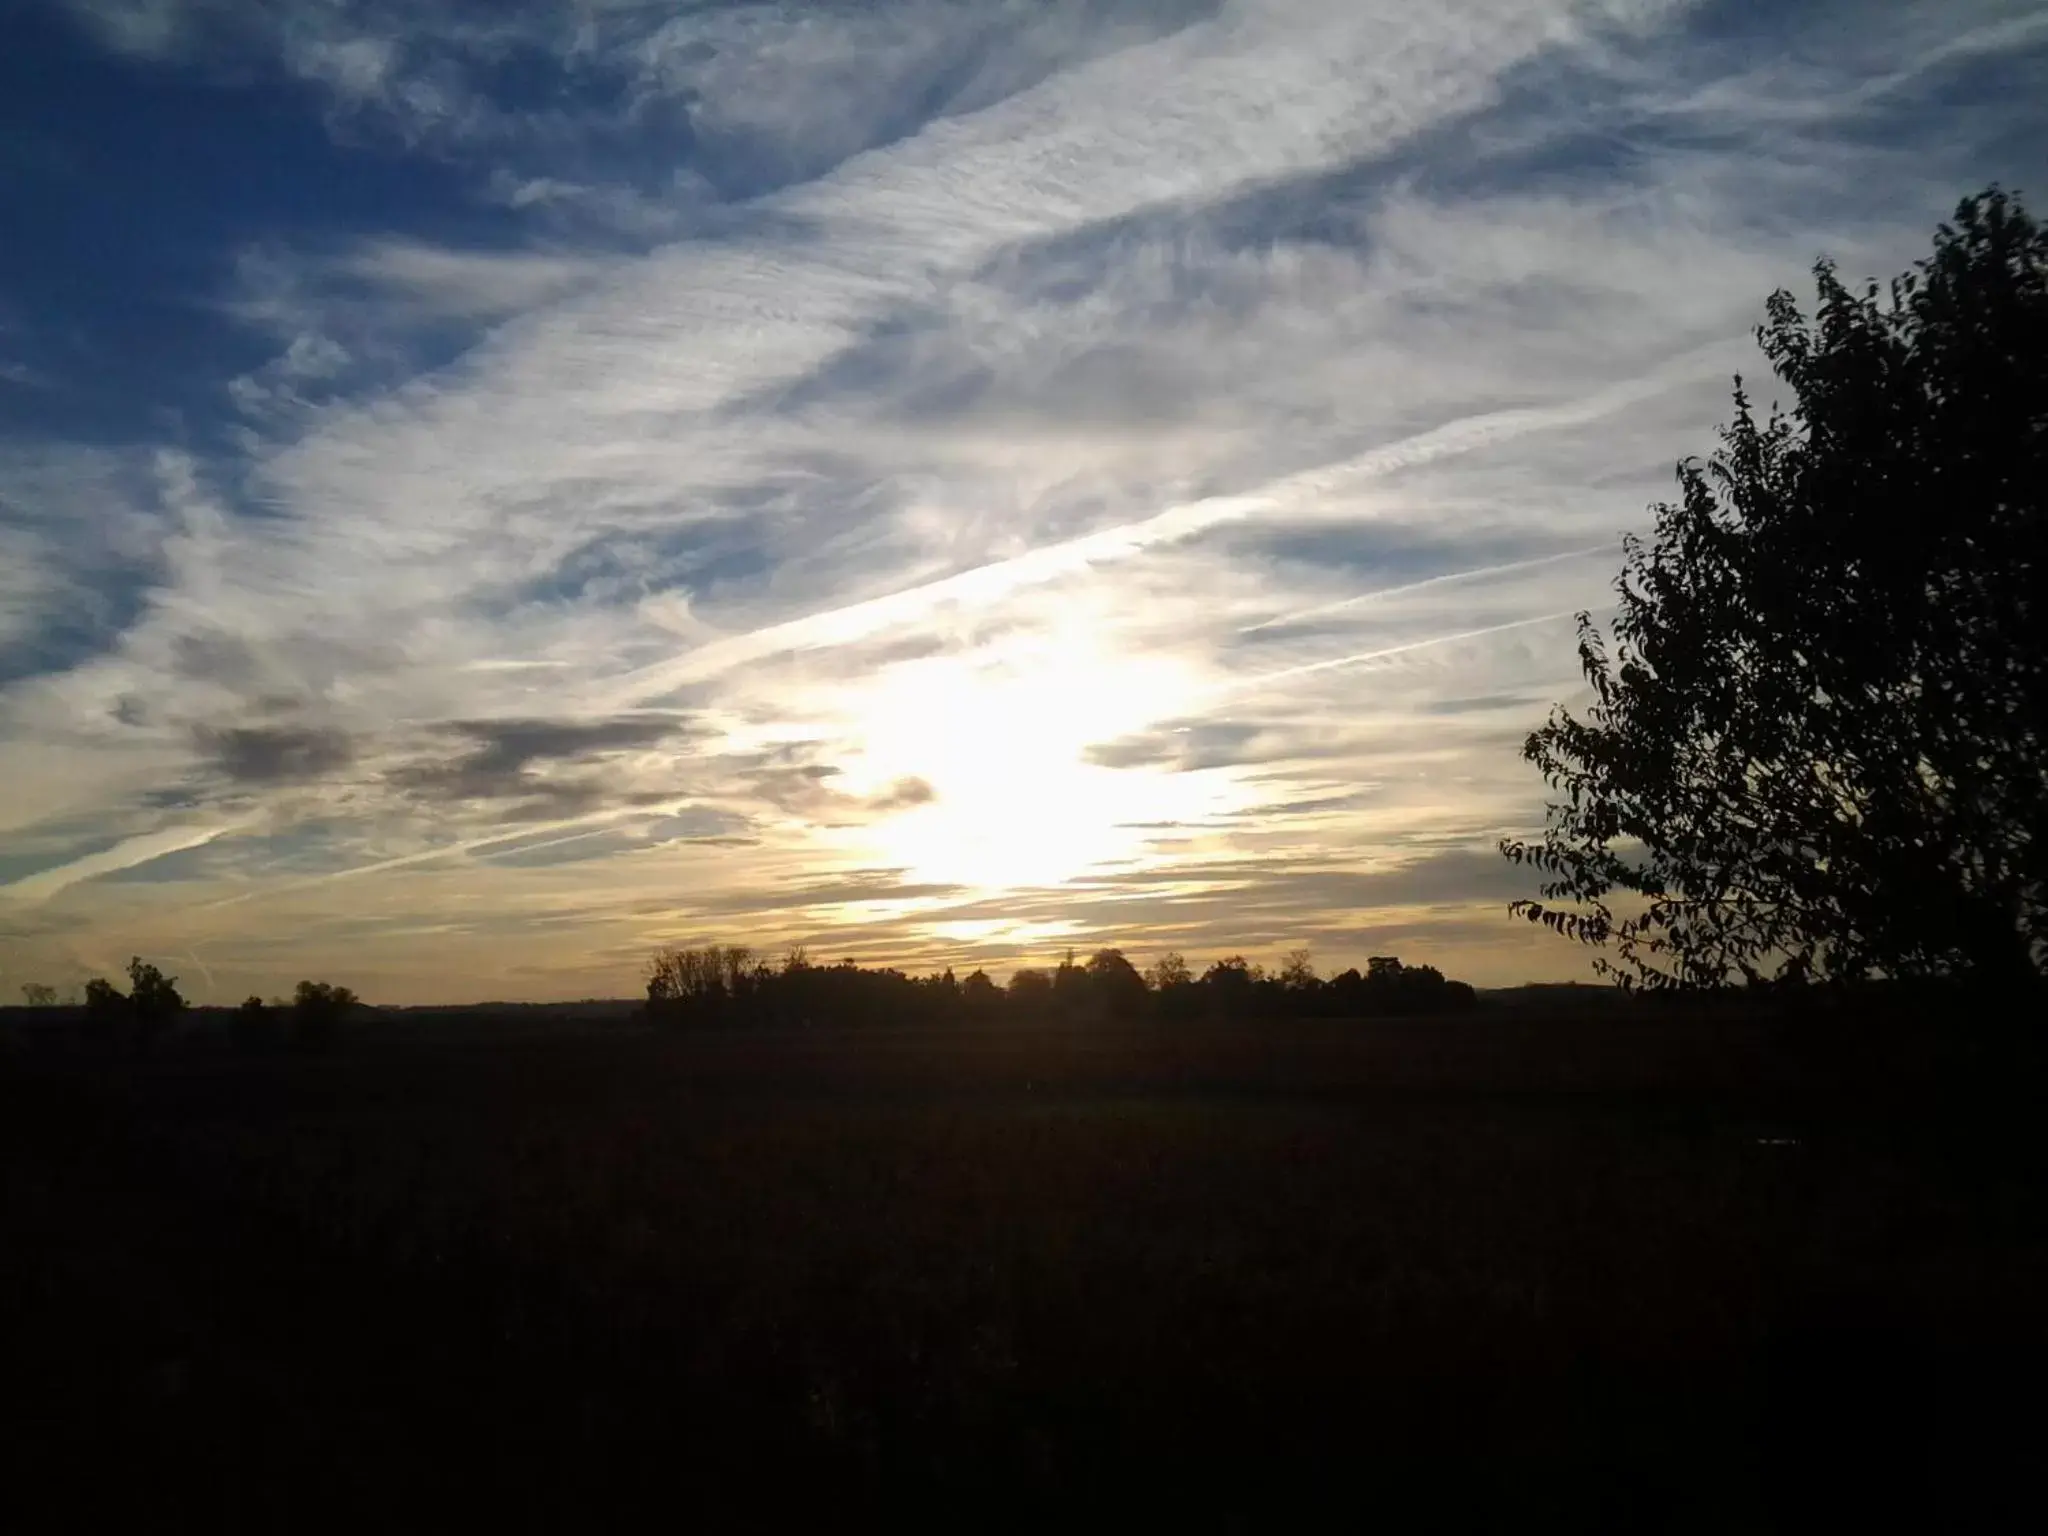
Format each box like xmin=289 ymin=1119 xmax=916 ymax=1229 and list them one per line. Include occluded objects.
xmin=4 ymin=1008 xmax=2043 ymax=1530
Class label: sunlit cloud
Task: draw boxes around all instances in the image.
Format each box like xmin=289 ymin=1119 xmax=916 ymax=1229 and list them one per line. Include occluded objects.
xmin=3 ymin=0 xmax=2045 ymax=998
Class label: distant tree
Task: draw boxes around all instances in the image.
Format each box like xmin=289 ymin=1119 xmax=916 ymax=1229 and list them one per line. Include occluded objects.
xmin=648 ymin=948 xmax=690 ymax=1013
xmin=19 ymin=982 xmax=57 ymax=1007
xmin=646 ymin=945 xmax=754 ymax=1023
xmin=622 ymin=938 xmax=1481 ymax=1028
xmin=1007 ymin=967 xmax=1052 ymax=1008
xmin=922 ymin=967 xmax=963 ymax=1005
xmin=1202 ymin=956 xmax=1255 ymax=987
xmin=233 ymin=994 xmax=277 ymax=1051
xmin=1145 ymin=951 xmax=1191 ymax=990
xmin=125 ymin=958 xmax=185 ymax=1045
xmin=291 ymin=979 xmax=358 ymax=1050
xmin=961 ymin=969 xmax=1000 ymax=1012
xmin=718 ymin=945 xmax=755 ymax=996
xmin=1327 ymin=967 xmax=1366 ymax=1009
xmin=1199 ymin=956 xmax=1257 ymax=1017
xmin=1085 ymin=948 xmax=1148 ymax=1020
xmin=1504 ymin=189 xmax=2048 ymax=992
xmin=71 ymin=962 xmax=182 ymax=1049
xmin=1278 ymin=948 xmax=1319 ymax=990
xmin=1049 ymin=950 xmax=1089 ymax=1015
xmin=79 ymin=975 xmax=127 ymax=1048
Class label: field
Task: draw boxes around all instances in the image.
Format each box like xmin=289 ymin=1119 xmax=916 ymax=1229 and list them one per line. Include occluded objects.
xmin=4 ymin=1005 xmax=2043 ymax=1530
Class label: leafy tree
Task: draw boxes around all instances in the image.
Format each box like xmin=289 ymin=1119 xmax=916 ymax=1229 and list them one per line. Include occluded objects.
xmin=961 ymin=968 xmax=1000 ymax=1010
xmin=1085 ymin=948 xmax=1148 ymax=1020
xmin=291 ymin=979 xmax=358 ymax=1049
xmin=1199 ymin=956 xmax=1257 ymax=1017
xmin=1505 ymin=189 xmax=2048 ymax=991
xmin=1050 ymin=950 xmax=1089 ymax=1014
xmin=78 ymin=975 xmax=128 ymax=1049
xmin=646 ymin=945 xmax=754 ymax=1022
xmin=1007 ymin=967 xmax=1052 ymax=1007
xmin=920 ymin=967 xmax=963 ymax=1006
xmin=1144 ymin=951 xmax=1191 ymax=990
xmin=1278 ymin=948 xmax=1319 ymax=990
xmin=125 ymin=958 xmax=185 ymax=1044
xmin=233 ymin=994 xmax=278 ymax=1051
xmin=19 ymin=982 xmax=57 ymax=1007
xmin=1202 ymin=956 xmax=1257 ymax=988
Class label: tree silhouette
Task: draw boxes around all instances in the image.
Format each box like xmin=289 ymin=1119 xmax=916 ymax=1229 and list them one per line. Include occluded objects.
xmin=961 ymin=968 xmax=1000 ymax=1011
xmin=72 ymin=960 xmax=185 ymax=1048
xmin=291 ymin=979 xmax=359 ymax=1050
xmin=126 ymin=958 xmax=185 ymax=1046
xmin=233 ymin=994 xmax=278 ymax=1051
xmin=1504 ymin=189 xmax=2047 ymax=992
xmin=19 ymin=982 xmax=57 ymax=1007
xmin=1084 ymin=948 xmax=1148 ymax=1020
xmin=636 ymin=941 xmax=1474 ymax=1028
xmin=1145 ymin=951 xmax=1191 ymax=990
xmin=1006 ymin=967 xmax=1052 ymax=1009
xmin=1278 ymin=948 xmax=1318 ymax=991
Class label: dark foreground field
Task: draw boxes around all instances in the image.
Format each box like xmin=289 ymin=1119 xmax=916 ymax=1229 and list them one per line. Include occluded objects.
xmin=5 ymin=1007 xmax=2044 ymax=1531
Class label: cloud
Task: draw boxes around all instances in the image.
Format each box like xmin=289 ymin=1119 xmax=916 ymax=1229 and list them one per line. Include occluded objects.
xmin=334 ymin=240 xmax=620 ymax=321
xmin=65 ymin=0 xmax=1231 ymax=234
xmin=196 ymin=723 xmax=355 ymax=784
xmin=870 ymin=775 xmax=937 ymax=812
xmin=386 ymin=713 xmax=695 ymax=807
xmin=1086 ymin=721 xmax=1266 ymax=772
xmin=221 ymin=238 xmax=621 ymax=420
xmin=0 ymin=445 xmax=164 ymax=685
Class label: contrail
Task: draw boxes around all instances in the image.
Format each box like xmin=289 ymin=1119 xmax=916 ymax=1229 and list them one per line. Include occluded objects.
xmin=1240 ymin=544 xmax=1617 ymax=635
xmin=192 ymin=804 xmax=663 ymax=912
xmin=1219 ymin=610 xmax=1584 ymax=694
xmin=184 ymin=949 xmax=217 ymax=1001
xmin=0 ymin=819 xmax=252 ymax=904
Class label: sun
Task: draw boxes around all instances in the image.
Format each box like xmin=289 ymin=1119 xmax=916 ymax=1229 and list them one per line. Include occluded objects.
xmin=831 ymin=625 xmax=1225 ymax=891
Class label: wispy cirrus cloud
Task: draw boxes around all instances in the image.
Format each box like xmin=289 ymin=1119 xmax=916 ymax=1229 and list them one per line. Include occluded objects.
xmin=3 ymin=0 xmax=2045 ymax=999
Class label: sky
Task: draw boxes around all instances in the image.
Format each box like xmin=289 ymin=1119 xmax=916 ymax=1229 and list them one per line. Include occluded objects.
xmin=2 ymin=0 xmax=2045 ymax=1005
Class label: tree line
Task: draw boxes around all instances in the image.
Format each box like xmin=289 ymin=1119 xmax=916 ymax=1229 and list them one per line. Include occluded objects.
xmin=11 ymin=958 xmax=362 ymax=1052
xmin=645 ymin=944 xmax=1476 ymax=1028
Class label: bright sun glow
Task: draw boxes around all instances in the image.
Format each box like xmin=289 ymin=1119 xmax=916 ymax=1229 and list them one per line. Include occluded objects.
xmin=829 ymin=623 xmax=1238 ymax=891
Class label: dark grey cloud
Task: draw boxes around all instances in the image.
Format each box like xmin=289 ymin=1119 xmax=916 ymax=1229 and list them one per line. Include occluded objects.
xmin=446 ymin=714 xmax=690 ymax=771
xmin=1068 ymin=847 xmax=1544 ymax=911
xmin=1085 ymin=719 xmax=1264 ymax=771
xmin=727 ymin=759 xmax=936 ymax=821
xmin=387 ymin=712 xmax=694 ymax=806
xmin=869 ymin=774 xmax=936 ymax=811
xmin=735 ymin=762 xmax=846 ymax=816
xmin=633 ymin=866 xmax=967 ymax=923
xmin=1424 ymin=692 xmax=1540 ymax=716
xmin=173 ymin=632 xmax=268 ymax=691
xmin=197 ymin=723 xmax=356 ymax=783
